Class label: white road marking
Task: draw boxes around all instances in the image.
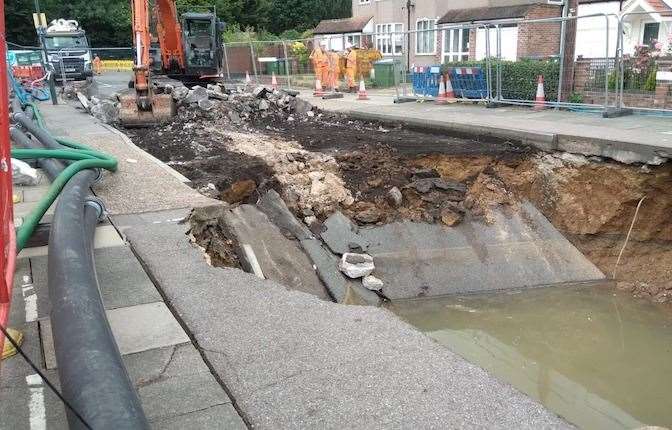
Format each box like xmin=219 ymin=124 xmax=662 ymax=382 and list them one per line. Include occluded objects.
xmin=21 ymin=277 xmax=38 ymax=323
xmin=26 ymin=374 xmax=46 ymax=430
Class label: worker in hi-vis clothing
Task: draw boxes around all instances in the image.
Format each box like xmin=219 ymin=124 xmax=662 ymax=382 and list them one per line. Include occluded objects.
xmin=345 ymin=45 xmax=358 ymax=92
xmin=309 ymin=44 xmax=329 ymax=87
xmin=327 ymin=50 xmax=341 ymax=91
xmin=93 ymin=54 xmax=102 ymax=75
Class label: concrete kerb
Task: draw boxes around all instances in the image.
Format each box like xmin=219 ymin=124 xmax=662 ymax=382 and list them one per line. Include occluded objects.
xmin=344 ymin=111 xmax=559 ymax=153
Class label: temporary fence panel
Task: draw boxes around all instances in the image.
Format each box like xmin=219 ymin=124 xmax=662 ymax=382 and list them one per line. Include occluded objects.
xmin=1 ymin=1 xmax=17 ymax=361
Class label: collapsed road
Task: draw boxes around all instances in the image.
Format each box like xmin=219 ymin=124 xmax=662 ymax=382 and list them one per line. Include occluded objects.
xmin=105 ymin=84 xmax=672 ymax=305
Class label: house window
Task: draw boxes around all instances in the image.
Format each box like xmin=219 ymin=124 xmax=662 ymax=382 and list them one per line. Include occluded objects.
xmin=416 ymin=19 xmax=437 ymax=55
xmin=475 ymin=25 xmax=518 ymax=61
xmin=642 ymin=22 xmax=660 ymax=46
xmin=442 ymin=28 xmax=469 ymax=63
xmin=376 ymin=23 xmax=404 ymax=55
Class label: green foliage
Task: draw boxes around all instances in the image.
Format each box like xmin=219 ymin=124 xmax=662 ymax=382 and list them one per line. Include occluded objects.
xmin=568 ymin=92 xmax=584 ymax=104
xmin=441 ymin=59 xmax=561 ymax=101
xmin=6 ymin=0 xmax=349 ymax=47
xmin=644 ymin=67 xmax=658 ymax=92
xmin=289 ymin=41 xmax=310 ymax=66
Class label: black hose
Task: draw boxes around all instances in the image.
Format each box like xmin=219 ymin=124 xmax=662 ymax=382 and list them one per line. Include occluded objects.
xmin=48 ymin=171 xmax=149 ymax=430
xmin=12 ymin=111 xmax=64 ymax=150
xmin=9 ymin=126 xmax=66 ymax=181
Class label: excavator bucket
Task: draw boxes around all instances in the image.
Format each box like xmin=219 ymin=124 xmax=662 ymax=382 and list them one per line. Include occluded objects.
xmin=119 ymin=91 xmax=176 ymax=127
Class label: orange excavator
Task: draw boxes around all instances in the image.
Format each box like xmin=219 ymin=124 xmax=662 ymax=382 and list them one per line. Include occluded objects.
xmin=120 ymin=0 xmax=224 ymax=126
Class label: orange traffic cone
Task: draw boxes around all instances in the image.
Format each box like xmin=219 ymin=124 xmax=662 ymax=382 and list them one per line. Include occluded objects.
xmin=534 ymin=75 xmax=546 ymax=111
xmin=314 ymin=79 xmax=325 ymax=96
xmin=245 ymin=71 xmax=252 ymax=85
xmin=357 ymin=79 xmax=369 ymax=101
xmin=436 ymin=78 xmax=448 ymax=105
xmin=271 ymin=73 xmax=278 ymax=91
xmin=445 ymin=74 xmax=457 ymax=103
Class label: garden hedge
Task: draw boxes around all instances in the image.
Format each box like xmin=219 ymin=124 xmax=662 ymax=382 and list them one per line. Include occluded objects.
xmin=441 ymin=59 xmax=561 ymax=101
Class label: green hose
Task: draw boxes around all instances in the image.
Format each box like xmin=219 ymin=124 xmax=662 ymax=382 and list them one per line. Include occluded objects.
xmin=13 ymin=103 xmax=118 ymax=252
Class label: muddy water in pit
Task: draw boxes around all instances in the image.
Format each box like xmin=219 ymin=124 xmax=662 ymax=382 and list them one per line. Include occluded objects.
xmin=390 ymin=283 xmax=672 ymax=430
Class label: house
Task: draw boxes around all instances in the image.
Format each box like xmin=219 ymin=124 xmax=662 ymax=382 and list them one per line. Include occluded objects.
xmin=314 ymin=0 xmax=569 ymax=67
xmin=575 ymin=0 xmax=672 ymax=58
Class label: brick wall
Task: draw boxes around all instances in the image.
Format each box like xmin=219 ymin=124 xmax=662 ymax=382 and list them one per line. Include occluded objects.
xmin=517 ymin=5 xmax=562 ymax=59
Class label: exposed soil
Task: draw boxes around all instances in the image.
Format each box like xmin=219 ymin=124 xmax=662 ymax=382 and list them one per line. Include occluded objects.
xmin=122 ymin=95 xmax=672 ymax=304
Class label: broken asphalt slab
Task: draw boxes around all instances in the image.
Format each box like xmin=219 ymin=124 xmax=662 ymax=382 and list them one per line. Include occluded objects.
xmin=120 ymin=211 xmax=572 ymax=429
xmin=359 ymin=201 xmax=605 ymax=300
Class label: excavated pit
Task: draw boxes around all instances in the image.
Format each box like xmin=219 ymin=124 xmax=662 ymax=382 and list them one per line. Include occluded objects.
xmin=124 ymin=95 xmax=672 ymax=304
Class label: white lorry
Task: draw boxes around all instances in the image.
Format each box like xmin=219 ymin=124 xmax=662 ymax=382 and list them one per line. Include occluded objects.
xmin=39 ymin=19 xmax=93 ymax=81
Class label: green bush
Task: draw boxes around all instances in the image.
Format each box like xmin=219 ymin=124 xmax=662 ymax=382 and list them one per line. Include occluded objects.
xmin=644 ymin=67 xmax=658 ymax=92
xmin=568 ymin=92 xmax=584 ymax=104
xmin=441 ymin=59 xmax=560 ymax=101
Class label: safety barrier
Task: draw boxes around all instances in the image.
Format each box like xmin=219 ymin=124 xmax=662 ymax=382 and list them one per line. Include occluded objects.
xmin=448 ymin=67 xmax=488 ymax=99
xmin=0 ymin=1 xmax=17 ymax=360
xmin=411 ymin=66 xmax=442 ymax=98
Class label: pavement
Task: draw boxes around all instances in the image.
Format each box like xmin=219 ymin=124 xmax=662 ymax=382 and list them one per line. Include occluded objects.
xmin=2 ymin=81 xmax=576 ymax=428
xmin=310 ymin=88 xmax=672 ymax=165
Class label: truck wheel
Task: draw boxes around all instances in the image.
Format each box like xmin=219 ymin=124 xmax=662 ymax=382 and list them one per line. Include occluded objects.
xmin=128 ymin=80 xmax=135 ymax=89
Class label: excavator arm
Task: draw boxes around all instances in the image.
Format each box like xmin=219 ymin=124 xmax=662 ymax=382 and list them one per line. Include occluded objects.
xmin=120 ymin=0 xmax=178 ymax=126
xmin=155 ymin=0 xmax=185 ymax=73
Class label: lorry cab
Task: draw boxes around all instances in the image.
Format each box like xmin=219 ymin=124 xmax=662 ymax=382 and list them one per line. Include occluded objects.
xmin=40 ymin=19 xmax=93 ymax=81
xmin=181 ymin=12 xmax=224 ymax=78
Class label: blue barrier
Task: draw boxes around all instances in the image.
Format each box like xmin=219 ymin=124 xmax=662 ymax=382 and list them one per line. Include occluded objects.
xmin=411 ymin=65 xmax=442 ymax=98
xmin=447 ymin=67 xmax=488 ymax=99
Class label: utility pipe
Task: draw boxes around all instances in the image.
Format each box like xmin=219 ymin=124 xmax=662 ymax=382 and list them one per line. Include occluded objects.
xmin=48 ymin=170 xmax=149 ymax=430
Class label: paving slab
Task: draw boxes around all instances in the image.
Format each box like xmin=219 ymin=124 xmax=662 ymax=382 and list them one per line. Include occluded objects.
xmin=30 ymin=245 xmax=162 ymax=318
xmin=122 ymin=210 xmax=571 ymax=429
xmin=359 ymin=202 xmax=605 ymax=300
xmin=41 ymin=302 xmax=190 ymax=369
xmin=17 ymin=224 xmax=124 ymax=259
xmin=38 ymin=102 xmax=218 ymax=215
xmin=220 ymin=204 xmax=330 ymax=300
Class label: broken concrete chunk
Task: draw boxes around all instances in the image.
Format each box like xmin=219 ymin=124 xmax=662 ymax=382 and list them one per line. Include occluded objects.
xmin=90 ymin=100 xmax=119 ymax=124
xmin=207 ymin=90 xmax=229 ymax=101
xmin=258 ymin=99 xmax=270 ymax=111
xmin=408 ymin=178 xmax=466 ymax=195
xmin=362 ymin=275 xmax=384 ymax=291
xmin=76 ymin=92 xmax=90 ymax=111
xmin=339 ymin=253 xmax=375 ymax=279
xmin=198 ymin=99 xmax=216 ymax=112
xmin=411 ymin=168 xmax=440 ymax=180
xmin=321 ymin=211 xmax=370 ymax=255
xmin=253 ymin=86 xmax=269 ymax=98
xmin=228 ymin=110 xmax=242 ymax=125
xmin=386 ymin=187 xmax=403 ymax=207
xmin=186 ymin=86 xmax=208 ymax=104
xmin=12 ymin=159 xmax=39 ymax=186
xmin=289 ymin=97 xmax=313 ymax=115
xmin=172 ymin=86 xmax=190 ymax=102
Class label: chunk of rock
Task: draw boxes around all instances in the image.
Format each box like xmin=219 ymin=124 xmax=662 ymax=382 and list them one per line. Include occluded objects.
xmin=90 ymin=101 xmax=119 ymax=124
xmin=186 ymin=86 xmax=208 ymax=104
xmin=386 ymin=187 xmax=403 ymax=207
xmin=362 ymin=275 xmax=384 ymax=291
xmin=407 ymin=178 xmax=466 ymax=194
xmin=321 ymin=211 xmax=370 ymax=255
xmin=411 ymin=168 xmax=440 ymax=180
xmin=353 ymin=202 xmax=382 ymax=224
xmin=253 ymin=86 xmax=269 ymax=98
xmin=339 ymin=253 xmax=375 ymax=279
xmin=172 ymin=86 xmax=190 ymax=102
xmin=221 ymin=179 xmax=256 ymax=203
xmin=440 ymin=208 xmax=463 ymax=226
xmin=228 ymin=110 xmax=242 ymax=124
xmin=289 ymin=97 xmax=313 ymax=115
xmin=258 ymin=99 xmax=270 ymax=111
xmin=198 ymin=99 xmax=216 ymax=112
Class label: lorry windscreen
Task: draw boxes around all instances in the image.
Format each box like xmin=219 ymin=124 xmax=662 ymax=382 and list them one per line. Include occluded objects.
xmin=44 ymin=36 xmax=88 ymax=49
